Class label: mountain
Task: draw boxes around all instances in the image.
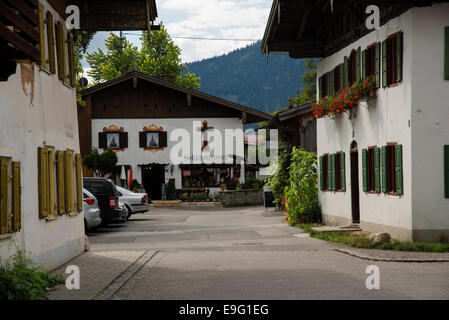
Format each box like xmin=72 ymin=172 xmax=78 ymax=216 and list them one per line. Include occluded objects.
xmin=184 ymin=41 xmax=305 ymax=114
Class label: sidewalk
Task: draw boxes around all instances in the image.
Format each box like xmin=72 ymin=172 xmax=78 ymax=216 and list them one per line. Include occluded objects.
xmin=335 ymin=247 xmax=449 ymax=262
xmin=47 ymin=250 xmax=149 ymax=300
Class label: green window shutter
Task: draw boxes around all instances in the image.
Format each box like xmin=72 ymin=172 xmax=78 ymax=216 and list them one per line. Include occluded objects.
xmin=396 ymin=32 xmax=403 ymax=83
xmin=375 ymin=43 xmax=381 ymax=88
xmin=46 ymin=12 xmax=56 ymax=74
xmin=362 ymin=49 xmax=366 ymax=79
xmin=374 ymin=148 xmax=381 ymax=193
xmin=319 ymin=156 xmax=324 ymax=191
xmin=341 ymin=152 xmax=346 ymax=192
xmin=75 ymin=154 xmax=83 ymax=212
xmin=445 ymin=146 xmax=449 ymax=197
xmin=332 ymin=154 xmax=336 ymax=191
xmin=395 ymin=145 xmax=403 ymax=195
xmin=327 ymin=155 xmax=332 ymax=190
xmin=344 ymin=56 xmax=349 ymax=87
xmin=38 ymin=148 xmax=49 ymax=219
xmin=381 ymin=146 xmax=387 ymax=193
xmin=362 ymin=149 xmax=368 ymax=192
xmin=356 ymin=47 xmax=361 ymax=81
xmin=56 ymin=151 xmax=65 ymax=215
xmin=12 ymin=162 xmax=21 ymax=232
xmin=382 ymin=40 xmax=388 ymax=88
xmin=38 ymin=6 xmax=46 ymax=69
xmin=444 ymin=27 xmax=449 ymax=80
xmin=64 ymin=150 xmax=75 ymax=213
xmin=0 ymin=158 xmax=8 ymax=234
xmin=339 ymin=64 xmax=344 ymax=91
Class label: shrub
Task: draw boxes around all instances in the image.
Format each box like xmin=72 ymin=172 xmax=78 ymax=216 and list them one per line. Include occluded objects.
xmin=0 ymin=250 xmax=63 ymax=300
xmin=82 ymin=148 xmax=118 ymax=177
xmin=265 ymin=148 xmax=292 ymax=209
xmin=242 ymin=177 xmax=264 ymax=190
xmin=284 ymin=148 xmax=321 ymax=225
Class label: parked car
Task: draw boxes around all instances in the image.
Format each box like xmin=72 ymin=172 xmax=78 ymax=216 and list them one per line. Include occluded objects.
xmin=116 ymin=186 xmax=149 ymax=219
xmin=83 ymin=178 xmax=128 ymax=225
xmin=83 ymin=188 xmax=102 ymax=232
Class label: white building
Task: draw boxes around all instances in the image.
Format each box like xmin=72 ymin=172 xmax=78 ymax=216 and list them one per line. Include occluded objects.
xmin=78 ymin=70 xmax=272 ymax=200
xmin=0 ymin=0 xmax=158 ymax=269
xmin=262 ymin=0 xmax=449 ymax=241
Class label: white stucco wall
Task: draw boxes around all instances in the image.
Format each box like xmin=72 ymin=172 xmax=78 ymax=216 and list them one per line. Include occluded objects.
xmin=0 ymin=0 xmax=84 ymax=270
xmin=409 ymin=3 xmax=449 ymax=234
xmin=91 ymin=118 xmax=246 ymax=195
xmin=317 ymin=9 xmax=414 ymax=237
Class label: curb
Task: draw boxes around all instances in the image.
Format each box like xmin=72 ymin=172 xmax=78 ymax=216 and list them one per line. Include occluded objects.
xmin=335 ymin=248 xmax=449 ymax=263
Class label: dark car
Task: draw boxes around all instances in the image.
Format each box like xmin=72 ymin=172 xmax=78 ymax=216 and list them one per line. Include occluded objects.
xmin=83 ymin=177 xmax=128 ymax=225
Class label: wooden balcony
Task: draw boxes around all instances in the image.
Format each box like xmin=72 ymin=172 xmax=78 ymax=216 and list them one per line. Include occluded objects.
xmin=0 ymin=0 xmax=40 ymax=62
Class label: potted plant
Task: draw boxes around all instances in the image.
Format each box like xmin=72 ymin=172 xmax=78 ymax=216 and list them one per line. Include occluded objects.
xmin=236 ymin=184 xmax=243 ymax=191
xmin=166 ymin=179 xmax=177 ymax=200
xmin=220 ymin=183 xmax=226 ymax=191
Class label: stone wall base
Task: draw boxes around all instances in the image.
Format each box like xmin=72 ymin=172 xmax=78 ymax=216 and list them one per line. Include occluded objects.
xmin=219 ymin=189 xmax=263 ymax=207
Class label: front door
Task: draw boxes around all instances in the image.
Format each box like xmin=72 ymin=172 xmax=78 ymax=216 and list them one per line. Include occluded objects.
xmin=350 ymin=147 xmax=360 ymax=224
xmin=141 ymin=164 xmax=165 ymax=201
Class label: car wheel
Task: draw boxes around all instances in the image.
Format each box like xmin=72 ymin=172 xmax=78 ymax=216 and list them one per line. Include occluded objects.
xmin=125 ymin=205 xmax=132 ymax=220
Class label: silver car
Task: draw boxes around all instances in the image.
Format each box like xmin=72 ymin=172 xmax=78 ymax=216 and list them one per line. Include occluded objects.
xmin=83 ymin=188 xmax=102 ymax=232
xmin=116 ymin=186 xmax=150 ymax=219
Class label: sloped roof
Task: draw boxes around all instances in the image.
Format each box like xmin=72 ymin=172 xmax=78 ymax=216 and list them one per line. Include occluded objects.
xmin=81 ymin=70 xmax=273 ymax=124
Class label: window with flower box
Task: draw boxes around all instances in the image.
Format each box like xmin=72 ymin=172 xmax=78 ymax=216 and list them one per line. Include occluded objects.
xmin=362 ymin=43 xmax=381 ymax=88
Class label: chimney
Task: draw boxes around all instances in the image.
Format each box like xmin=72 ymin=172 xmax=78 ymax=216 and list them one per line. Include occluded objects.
xmin=160 ymin=74 xmax=171 ymax=82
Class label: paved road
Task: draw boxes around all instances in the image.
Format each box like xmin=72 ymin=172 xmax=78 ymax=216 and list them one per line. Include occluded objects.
xmin=84 ymin=206 xmax=449 ymax=300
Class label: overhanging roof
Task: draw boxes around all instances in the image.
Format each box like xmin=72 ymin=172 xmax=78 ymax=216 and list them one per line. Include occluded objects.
xmin=261 ymin=0 xmax=447 ymax=59
xmin=81 ymin=70 xmax=273 ymax=124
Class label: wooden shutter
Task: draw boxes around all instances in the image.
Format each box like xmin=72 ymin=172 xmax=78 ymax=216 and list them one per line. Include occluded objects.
xmin=330 ymin=154 xmax=336 ymax=191
xmin=160 ymin=131 xmax=168 ymax=148
xmin=319 ymin=156 xmax=324 ymax=191
xmin=75 ymin=154 xmax=83 ymax=212
xmin=38 ymin=6 xmax=46 ymax=69
xmin=56 ymin=21 xmax=66 ymax=82
xmin=48 ymin=149 xmax=55 ymax=216
xmin=67 ymin=32 xmax=75 ymax=87
xmin=356 ymin=47 xmax=361 ymax=81
xmin=12 ymin=162 xmax=21 ymax=232
xmin=327 ymin=156 xmax=332 ymax=191
xmin=99 ymin=132 xmax=107 ymax=148
xmin=341 ymin=152 xmax=346 ymax=192
xmin=344 ymin=56 xmax=349 ymax=87
xmin=56 ymin=151 xmax=65 ymax=215
xmin=395 ymin=145 xmax=403 ymax=195
xmin=382 ymin=40 xmax=388 ymax=88
xmin=375 ymin=43 xmax=381 ymax=88
xmin=318 ymin=76 xmax=322 ymax=99
xmin=445 ymin=145 xmax=449 ymax=198
xmin=396 ymin=32 xmax=403 ymax=83
xmin=445 ymin=27 xmax=449 ymax=80
xmin=64 ymin=150 xmax=75 ymax=213
xmin=362 ymin=49 xmax=366 ymax=79
xmin=38 ymin=148 xmax=49 ymax=218
xmin=0 ymin=158 xmax=8 ymax=234
xmin=46 ymin=12 xmax=56 ymax=74
xmin=139 ymin=132 xmax=147 ymax=148
xmin=119 ymin=132 xmax=128 ymax=148
xmin=374 ymin=148 xmax=381 ymax=193
xmin=381 ymin=146 xmax=387 ymax=193
xmin=362 ymin=149 xmax=368 ymax=192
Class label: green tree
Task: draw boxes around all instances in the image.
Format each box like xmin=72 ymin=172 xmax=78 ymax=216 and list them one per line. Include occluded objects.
xmin=86 ymin=25 xmax=200 ymax=89
xmin=289 ymin=58 xmax=317 ymax=105
xmin=82 ymin=148 xmax=118 ymax=177
xmin=74 ymin=31 xmax=95 ymax=106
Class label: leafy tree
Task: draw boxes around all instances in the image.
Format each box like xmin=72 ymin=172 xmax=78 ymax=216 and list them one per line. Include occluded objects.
xmin=82 ymin=148 xmax=118 ymax=177
xmin=86 ymin=25 xmax=200 ymax=89
xmin=74 ymin=31 xmax=95 ymax=106
xmin=289 ymin=58 xmax=317 ymax=105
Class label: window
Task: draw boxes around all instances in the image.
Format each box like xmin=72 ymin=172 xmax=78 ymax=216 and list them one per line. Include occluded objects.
xmin=386 ymin=145 xmax=396 ymax=193
xmin=382 ymin=32 xmax=403 ymax=87
xmin=363 ymin=43 xmax=381 ymax=88
xmin=0 ymin=158 xmax=21 ymax=234
xmin=336 ymin=153 xmax=342 ymax=190
xmin=139 ymin=131 xmax=168 ymax=149
xmin=382 ymin=144 xmax=403 ymax=195
xmin=38 ymin=148 xmax=82 ymax=218
xmin=320 ymin=153 xmax=346 ymax=192
xmin=334 ymin=65 xmax=342 ymax=93
xmin=319 ymin=73 xmax=328 ymax=99
xmin=367 ymin=148 xmax=375 ymax=192
xmin=99 ymin=131 xmax=128 ymax=149
xmin=320 ymin=154 xmax=329 ymax=191
xmin=362 ymin=147 xmax=380 ymax=193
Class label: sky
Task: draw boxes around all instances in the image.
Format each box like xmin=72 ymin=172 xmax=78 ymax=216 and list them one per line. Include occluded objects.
xmin=81 ymin=0 xmax=272 ymax=74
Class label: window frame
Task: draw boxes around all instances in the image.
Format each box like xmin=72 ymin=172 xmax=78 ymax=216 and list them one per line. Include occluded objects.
xmin=367 ymin=146 xmax=376 ymax=193
xmin=146 ymin=131 xmax=161 ymax=149
xmin=386 ymin=142 xmax=398 ymax=195
xmin=335 ymin=152 xmax=342 ymax=191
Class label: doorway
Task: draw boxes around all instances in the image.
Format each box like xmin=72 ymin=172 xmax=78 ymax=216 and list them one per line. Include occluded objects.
xmin=350 ymin=141 xmax=360 ymax=224
xmin=141 ymin=164 xmax=165 ymax=201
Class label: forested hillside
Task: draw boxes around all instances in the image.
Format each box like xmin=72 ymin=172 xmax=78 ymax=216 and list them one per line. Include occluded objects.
xmin=184 ymin=41 xmax=305 ymax=113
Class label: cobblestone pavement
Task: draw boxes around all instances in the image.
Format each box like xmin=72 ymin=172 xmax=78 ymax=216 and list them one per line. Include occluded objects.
xmin=47 ymin=206 xmax=449 ymax=300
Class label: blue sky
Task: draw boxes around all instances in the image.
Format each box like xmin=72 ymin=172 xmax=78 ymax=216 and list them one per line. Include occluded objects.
xmin=81 ymin=0 xmax=272 ymax=75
